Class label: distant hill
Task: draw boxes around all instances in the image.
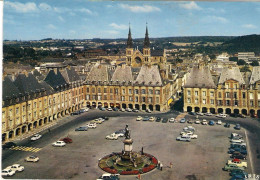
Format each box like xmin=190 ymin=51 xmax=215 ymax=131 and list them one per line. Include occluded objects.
xmin=222 ymin=34 xmax=260 ymax=53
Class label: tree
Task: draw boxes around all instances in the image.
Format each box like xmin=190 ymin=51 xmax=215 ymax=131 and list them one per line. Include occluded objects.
xmin=229 ymin=57 xmax=238 ymax=62
xmin=250 ymin=60 xmax=259 ymax=66
xmin=240 ymin=65 xmax=251 ymax=72
xmin=209 ymin=54 xmax=216 ymax=60
xmin=237 ymin=59 xmax=246 ymax=65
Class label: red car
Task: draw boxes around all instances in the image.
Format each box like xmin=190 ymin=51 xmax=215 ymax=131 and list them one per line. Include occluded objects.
xmin=60 ymin=137 xmax=72 ymax=143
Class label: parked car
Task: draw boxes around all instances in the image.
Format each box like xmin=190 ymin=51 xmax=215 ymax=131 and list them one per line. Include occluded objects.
xmin=201 ymin=119 xmax=208 ymax=125
xmin=162 ymin=118 xmax=168 ymax=123
xmin=234 ymin=124 xmax=241 ymax=130
xmin=205 ymin=112 xmax=213 ymax=116
xmin=143 ymin=116 xmax=149 ymax=121
xmin=120 ymin=108 xmax=125 ymax=112
xmin=107 ymin=107 xmax=113 ymax=111
xmin=216 ymin=113 xmax=227 ymax=118
xmin=92 ymin=119 xmax=104 ymax=124
xmin=230 ymin=139 xmax=244 ymax=143
xmin=228 ymin=148 xmax=247 ymax=155
xmin=136 ymin=116 xmax=143 ymax=121
xmin=195 ymin=119 xmax=200 ymax=124
xmin=6 ymin=164 xmax=24 ymax=172
xmin=187 ymin=120 xmax=193 ymax=124
xmin=106 ymin=134 xmax=119 ymax=140
xmin=115 ymin=129 xmax=126 ymax=135
xmin=75 ymin=126 xmax=88 ymax=131
xmin=188 ymin=112 xmax=196 ymax=115
xmin=227 ymin=159 xmax=247 ymax=168
xmin=24 ymin=155 xmax=39 ymax=162
xmin=176 ymin=136 xmax=191 ymax=142
xmin=237 ymin=114 xmax=246 ymax=118
xmin=149 ymin=116 xmax=156 ymax=122
xmin=230 ymin=113 xmax=238 ymax=118
xmin=2 ymin=168 xmax=15 ymax=177
xmin=156 ymin=117 xmax=161 ymax=122
xmin=180 ymin=118 xmax=186 ymax=123
xmin=132 ymin=109 xmax=139 ymax=112
xmin=101 ymin=116 xmax=109 ymax=120
xmin=223 ymin=164 xmax=245 ymax=171
xmin=114 ymin=132 xmax=124 ymax=137
xmin=31 ymin=134 xmax=42 ymax=141
xmin=146 ymin=109 xmax=151 ymax=113
xmin=209 ymin=120 xmax=215 ymax=126
xmin=52 ymin=141 xmax=66 ymax=147
xmin=101 ymin=107 xmax=106 ymax=111
xmin=169 ymin=118 xmax=175 ymax=123
xmin=217 ymin=120 xmax=222 ymax=125
xmin=180 ymin=131 xmax=193 ymax=136
xmin=229 ymin=169 xmax=248 ymax=177
xmin=60 ymin=137 xmax=73 ymax=143
xmin=182 ymin=134 xmax=198 ymax=139
xmin=231 ymin=152 xmax=247 ymax=160
xmin=113 ymin=107 xmax=119 ymax=111
xmin=71 ymin=111 xmax=80 ymax=115
xmin=86 ymin=123 xmax=97 ymax=129
xmin=230 ymin=143 xmax=246 ymax=150
xmin=2 ymin=142 xmax=17 ymax=150
xmin=196 ymin=112 xmax=204 ymax=116
xmin=126 ymin=108 xmax=132 ymax=112
xmin=231 ymin=133 xmax=243 ymax=140
xmin=97 ymin=173 xmax=120 ymax=180
xmin=224 ymin=123 xmax=230 ymax=128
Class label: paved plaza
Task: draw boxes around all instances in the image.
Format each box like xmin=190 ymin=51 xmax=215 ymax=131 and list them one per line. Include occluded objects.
xmin=3 ymin=114 xmax=251 ymax=180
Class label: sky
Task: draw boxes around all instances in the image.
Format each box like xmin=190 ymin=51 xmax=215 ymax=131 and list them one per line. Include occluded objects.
xmin=3 ymin=0 xmax=260 ymax=40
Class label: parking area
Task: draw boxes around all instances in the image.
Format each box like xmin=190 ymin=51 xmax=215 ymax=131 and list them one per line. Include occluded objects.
xmin=4 ymin=115 xmax=252 ymax=180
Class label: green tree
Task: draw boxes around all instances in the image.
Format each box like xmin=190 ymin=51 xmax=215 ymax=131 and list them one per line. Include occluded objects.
xmin=250 ymin=60 xmax=259 ymax=66
xmin=240 ymin=65 xmax=251 ymax=72
xmin=237 ymin=59 xmax=246 ymax=65
xmin=229 ymin=57 xmax=238 ymax=62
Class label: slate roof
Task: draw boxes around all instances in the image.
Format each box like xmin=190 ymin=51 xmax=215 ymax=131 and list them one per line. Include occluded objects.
xmin=151 ymin=49 xmax=164 ymax=56
xmin=184 ymin=65 xmax=216 ymax=88
xmin=249 ymin=66 xmax=260 ymax=84
xmin=44 ymin=69 xmax=67 ymax=88
xmin=111 ymin=65 xmax=133 ymax=83
xmin=14 ymin=73 xmax=45 ymax=94
xmin=61 ymin=68 xmax=81 ymax=83
xmin=2 ymin=76 xmax=21 ymax=100
xmin=219 ymin=67 xmax=245 ymax=85
xmin=33 ymin=69 xmax=45 ymax=81
xmin=134 ymin=65 xmax=163 ymax=86
xmin=87 ymin=64 xmax=109 ymax=82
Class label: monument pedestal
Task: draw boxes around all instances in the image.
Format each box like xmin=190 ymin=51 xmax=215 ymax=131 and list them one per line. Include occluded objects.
xmin=122 ymin=139 xmax=133 ymax=161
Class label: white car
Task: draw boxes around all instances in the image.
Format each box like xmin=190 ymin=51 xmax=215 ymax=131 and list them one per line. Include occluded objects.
xmin=196 ymin=112 xmax=204 ymax=116
xmin=106 ymin=134 xmax=119 ymax=140
xmin=182 ymin=134 xmax=198 ymax=139
xmin=25 ymin=156 xmax=39 ymax=162
xmin=184 ymin=126 xmax=195 ymax=131
xmin=180 ymin=131 xmax=193 ymax=135
xmin=169 ymin=118 xmax=175 ymax=123
xmin=217 ymin=120 xmax=222 ymax=125
xmin=195 ymin=119 xmax=200 ymax=124
xmin=97 ymin=173 xmax=120 ymax=180
xmin=6 ymin=164 xmax=24 ymax=172
xmin=230 ymin=139 xmax=244 ymax=143
xmin=86 ymin=123 xmax=97 ymax=129
xmin=205 ymin=112 xmax=213 ymax=116
xmin=136 ymin=116 xmax=143 ymax=121
xmin=216 ymin=113 xmax=227 ymax=118
xmin=146 ymin=109 xmax=151 ymax=113
xmin=80 ymin=108 xmax=89 ymax=112
xmin=149 ymin=116 xmax=155 ymax=122
xmin=31 ymin=134 xmax=42 ymax=141
xmin=202 ymin=119 xmax=208 ymax=125
xmin=121 ymin=108 xmax=125 ymax=112
xmin=2 ymin=168 xmax=15 ymax=177
xmin=107 ymin=107 xmax=113 ymax=111
xmin=126 ymin=108 xmax=132 ymax=112
xmin=52 ymin=141 xmax=66 ymax=147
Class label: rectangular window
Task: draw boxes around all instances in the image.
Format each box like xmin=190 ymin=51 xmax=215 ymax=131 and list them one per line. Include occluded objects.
xmin=92 ymin=95 xmax=96 ymax=100
xmin=16 ymin=107 xmax=19 ymax=114
xmin=210 ymin=92 xmax=214 ymax=97
xmin=129 ymin=96 xmax=133 ymax=101
xmin=148 ymin=97 xmax=152 ymax=103
xmin=9 ymin=109 xmax=13 ymax=118
xmin=122 ymin=89 xmax=125 ymax=94
xmin=258 ymin=93 xmax=260 ymax=99
xmin=121 ymin=96 xmax=125 ymax=101
xmin=202 ymin=99 xmax=206 ymax=104
xmin=104 ymin=88 xmax=107 ymax=93
xmin=23 ymin=105 xmax=26 ymax=112
xmin=234 ymin=92 xmax=237 ymax=99
xmin=243 ymin=92 xmax=246 ymax=99
xmin=203 ymin=91 xmax=206 ymax=96
xmin=135 ymin=89 xmax=139 ymax=94
xmin=104 ymin=95 xmax=107 ymax=100
xmin=195 ymin=99 xmax=198 ymax=104
xmin=195 ymin=91 xmax=198 ymax=96
xmin=210 ymin=99 xmax=214 ymax=105
xmin=155 ymin=90 xmax=160 ymax=95
xmin=234 ymin=84 xmax=238 ymax=89
xmin=225 ymin=83 xmax=229 ymax=89
xmin=234 ymin=100 xmax=238 ymax=106
xmin=110 ymin=95 xmax=113 ymax=100
xmin=218 ymin=92 xmax=222 ymax=98
xmin=156 ymin=97 xmax=159 ymax=103
xmin=92 ymin=88 xmax=95 ymax=93
xmin=135 ymin=96 xmax=139 ymax=102
xmin=110 ymin=88 xmax=113 ymax=93
xmin=258 ymin=101 xmax=260 ymax=107
xmin=250 ymin=101 xmax=254 ymax=107
xmin=142 ymin=89 xmax=146 ymax=94
xmin=187 ymin=98 xmax=191 ymax=103
xmin=98 ymin=95 xmax=101 ymax=100
xmin=34 ymin=102 xmax=37 ymax=108
xmin=225 ymin=92 xmax=230 ymax=98
xmin=226 ymin=100 xmax=230 ymax=106
xmin=142 ymin=97 xmax=146 ymax=102
xmin=249 ymin=92 xmax=253 ymax=99
xmin=187 ymin=90 xmax=191 ymax=96
xmin=115 ymin=88 xmax=118 ymax=95
xmin=149 ymin=89 xmax=153 ymax=94
xmin=129 ymin=89 xmax=132 ymax=94
xmin=218 ymin=100 xmax=222 ymax=106
xmin=98 ymin=88 xmax=101 ymax=93
xmin=86 ymin=95 xmax=90 ymax=100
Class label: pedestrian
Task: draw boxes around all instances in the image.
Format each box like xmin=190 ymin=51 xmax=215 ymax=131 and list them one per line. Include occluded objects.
xmin=158 ymin=160 xmax=161 ymax=169
xmin=160 ymin=163 xmax=163 ymax=171
xmin=170 ymin=162 xmax=173 ymax=168
xmin=137 ymin=173 xmax=141 ymax=180
xmin=48 ymin=128 xmax=50 ymax=133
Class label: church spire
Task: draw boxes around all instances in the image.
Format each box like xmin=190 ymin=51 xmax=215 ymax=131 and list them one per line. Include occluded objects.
xmin=144 ymin=23 xmax=150 ymax=48
xmin=127 ymin=23 xmax=133 ymax=48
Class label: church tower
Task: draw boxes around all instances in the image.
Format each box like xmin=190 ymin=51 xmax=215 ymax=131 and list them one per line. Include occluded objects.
xmin=143 ymin=24 xmax=151 ymax=65
xmin=126 ymin=25 xmax=133 ymax=66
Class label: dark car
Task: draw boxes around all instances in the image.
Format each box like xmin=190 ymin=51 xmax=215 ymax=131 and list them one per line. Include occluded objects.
xmin=101 ymin=116 xmax=109 ymax=120
xmin=156 ymin=117 xmax=161 ymax=122
xmin=132 ymin=109 xmax=139 ymax=112
xmin=230 ymin=144 xmax=246 ymax=150
xmin=75 ymin=127 xmax=88 ymax=131
xmin=231 ymin=152 xmax=246 ymax=160
xmin=234 ymin=124 xmax=241 ymax=130
xmin=143 ymin=116 xmax=149 ymax=121
xmin=60 ymin=137 xmax=73 ymax=143
xmin=113 ymin=107 xmax=119 ymax=111
xmin=228 ymin=148 xmax=247 ymax=155
xmin=209 ymin=120 xmax=215 ymax=126
xmin=237 ymin=114 xmax=246 ymax=118
xmin=71 ymin=111 xmax=80 ymax=115
xmin=224 ymin=123 xmax=230 ymax=128
xmin=187 ymin=120 xmax=193 ymax=124
xmin=188 ymin=112 xmax=196 ymax=115
xmin=230 ymin=113 xmax=238 ymax=118
xmin=162 ymin=118 xmax=168 ymax=123
xmin=115 ymin=129 xmax=126 ymax=135
xmin=230 ymin=169 xmax=248 ymax=177
xmin=2 ymin=142 xmax=17 ymax=149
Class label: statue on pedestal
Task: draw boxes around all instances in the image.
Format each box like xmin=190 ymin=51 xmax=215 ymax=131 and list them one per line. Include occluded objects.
xmin=125 ymin=124 xmax=131 ymax=139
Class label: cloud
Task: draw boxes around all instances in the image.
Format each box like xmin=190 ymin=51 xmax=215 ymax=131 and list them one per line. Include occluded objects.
xmin=5 ymin=1 xmax=38 ymax=13
xmin=58 ymin=16 xmax=65 ymax=22
xmin=39 ymin=3 xmax=52 ymax=11
xmin=69 ymin=30 xmax=76 ymax=34
xmin=79 ymin=8 xmax=93 ymax=15
xmin=106 ymin=30 xmax=120 ymax=35
xmin=242 ymin=24 xmax=257 ymax=29
xmin=47 ymin=24 xmax=56 ymax=29
xmin=109 ymin=23 xmax=128 ymax=30
xmin=202 ymin=16 xmax=228 ymax=23
xmin=119 ymin=4 xmax=161 ymax=13
xmin=179 ymin=2 xmax=202 ymax=10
